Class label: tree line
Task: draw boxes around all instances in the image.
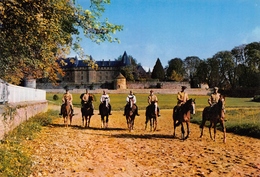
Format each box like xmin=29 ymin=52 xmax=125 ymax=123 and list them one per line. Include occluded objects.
xmin=122 ymin=41 xmax=260 ymax=91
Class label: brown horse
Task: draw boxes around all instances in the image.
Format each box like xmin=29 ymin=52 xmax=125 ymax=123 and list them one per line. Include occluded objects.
xmin=200 ymin=96 xmax=226 ymax=143
xmin=100 ymin=99 xmax=110 ymax=128
xmin=145 ymin=102 xmax=158 ymax=131
xmin=61 ymin=97 xmax=73 ymax=127
xmin=81 ymin=95 xmax=94 ymax=128
xmin=125 ymin=98 xmax=137 ymax=132
xmin=173 ymin=98 xmax=196 ymax=140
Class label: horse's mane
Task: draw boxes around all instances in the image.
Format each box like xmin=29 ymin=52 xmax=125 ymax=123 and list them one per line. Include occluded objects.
xmin=180 ymin=98 xmax=194 ymax=113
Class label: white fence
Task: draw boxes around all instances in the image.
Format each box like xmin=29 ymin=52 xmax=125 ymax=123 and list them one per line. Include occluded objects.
xmin=0 ymin=79 xmax=46 ymax=103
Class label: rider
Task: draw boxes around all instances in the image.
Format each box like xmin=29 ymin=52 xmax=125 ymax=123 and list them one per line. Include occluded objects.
xmin=174 ymin=86 xmax=189 ymax=112
xmin=147 ymin=90 xmax=160 ymax=117
xmin=208 ymin=87 xmax=226 ymax=120
xmin=123 ymin=90 xmax=140 ymax=116
xmin=80 ymin=89 xmax=94 ymax=115
xmin=208 ymin=87 xmax=221 ymax=106
xmin=99 ymin=90 xmax=112 ymax=115
xmin=59 ymin=89 xmax=74 ymax=116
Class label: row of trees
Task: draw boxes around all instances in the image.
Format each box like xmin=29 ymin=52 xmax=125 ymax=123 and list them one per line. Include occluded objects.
xmin=149 ymin=41 xmax=260 ymax=90
xmin=0 ymin=0 xmax=123 ymax=85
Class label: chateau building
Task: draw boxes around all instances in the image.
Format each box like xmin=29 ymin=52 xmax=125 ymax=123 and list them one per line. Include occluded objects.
xmin=59 ymin=51 xmax=131 ymax=89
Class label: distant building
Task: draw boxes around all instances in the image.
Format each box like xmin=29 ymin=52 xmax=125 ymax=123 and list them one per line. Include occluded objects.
xmin=58 ymin=51 xmax=133 ymax=89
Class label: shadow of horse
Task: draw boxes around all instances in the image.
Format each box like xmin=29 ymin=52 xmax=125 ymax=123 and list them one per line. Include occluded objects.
xmin=61 ymin=97 xmax=73 ymax=128
xmin=173 ymin=98 xmax=196 ymax=140
xmin=200 ymin=96 xmax=226 ymax=143
xmin=81 ymin=95 xmax=94 ymax=128
xmin=145 ymin=102 xmax=158 ymax=132
xmin=100 ymin=100 xmax=110 ymax=128
xmin=125 ymin=99 xmax=137 ymax=132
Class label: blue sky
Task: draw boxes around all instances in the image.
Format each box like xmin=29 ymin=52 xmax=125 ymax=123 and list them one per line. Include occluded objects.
xmin=70 ymin=0 xmax=260 ymax=71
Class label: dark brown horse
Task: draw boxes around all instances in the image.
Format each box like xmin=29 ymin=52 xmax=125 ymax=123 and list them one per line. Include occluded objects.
xmin=81 ymin=95 xmax=94 ymax=128
xmin=100 ymin=99 xmax=110 ymax=128
xmin=173 ymin=98 xmax=196 ymax=140
xmin=145 ymin=102 xmax=158 ymax=131
xmin=200 ymin=96 xmax=226 ymax=143
xmin=61 ymin=97 xmax=73 ymax=128
xmin=125 ymin=98 xmax=137 ymax=132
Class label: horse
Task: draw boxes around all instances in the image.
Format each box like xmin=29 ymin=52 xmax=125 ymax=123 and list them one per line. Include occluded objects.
xmin=200 ymin=95 xmax=226 ymax=143
xmin=145 ymin=102 xmax=158 ymax=131
xmin=61 ymin=97 xmax=73 ymax=128
xmin=81 ymin=95 xmax=94 ymax=128
xmin=100 ymin=99 xmax=110 ymax=128
xmin=172 ymin=98 xmax=196 ymax=140
xmin=125 ymin=98 xmax=137 ymax=132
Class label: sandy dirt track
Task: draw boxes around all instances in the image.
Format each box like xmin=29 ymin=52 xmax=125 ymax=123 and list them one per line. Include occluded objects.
xmin=27 ymin=107 xmax=260 ymax=177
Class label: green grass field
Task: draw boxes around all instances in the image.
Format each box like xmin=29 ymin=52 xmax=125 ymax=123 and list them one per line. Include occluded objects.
xmin=47 ymin=92 xmax=260 ymax=138
xmin=47 ymin=93 xmax=260 ymax=110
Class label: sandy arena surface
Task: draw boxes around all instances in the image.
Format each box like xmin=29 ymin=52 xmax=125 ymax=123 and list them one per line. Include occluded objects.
xmin=26 ymin=107 xmax=260 ymax=177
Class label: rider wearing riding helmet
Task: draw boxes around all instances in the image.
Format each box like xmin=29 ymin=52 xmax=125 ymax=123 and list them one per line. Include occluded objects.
xmin=123 ymin=90 xmax=140 ymax=116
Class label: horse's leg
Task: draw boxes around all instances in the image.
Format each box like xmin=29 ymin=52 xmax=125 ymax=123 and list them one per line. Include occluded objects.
xmin=199 ymin=118 xmax=206 ymax=138
xmin=85 ymin=116 xmax=88 ymax=128
xmin=105 ymin=115 xmax=109 ymax=128
xmin=145 ymin=117 xmax=148 ymax=130
xmin=220 ymin=119 xmax=226 ymax=143
xmin=173 ymin=120 xmax=176 ymax=137
xmin=181 ymin=122 xmax=185 ymax=141
xmin=185 ymin=122 xmax=190 ymax=140
xmin=132 ymin=116 xmax=135 ymax=130
xmin=82 ymin=116 xmax=85 ymax=127
xmin=101 ymin=116 xmax=104 ymax=128
xmin=150 ymin=118 xmax=153 ymax=132
xmin=153 ymin=116 xmax=157 ymax=131
xmin=63 ymin=116 xmax=66 ymax=127
xmin=173 ymin=112 xmax=177 ymax=137
xmin=69 ymin=115 xmax=72 ymax=126
xmin=128 ymin=117 xmax=132 ymax=132
xmin=126 ymin=116 xmax=129 ymax=128
xmin=213 ymin=123 xmax=217 ymax=142
xmin=88 ymin=115 xmax=91 ymax=128
xmin=209 ymin=122 xmax=213 ymax=140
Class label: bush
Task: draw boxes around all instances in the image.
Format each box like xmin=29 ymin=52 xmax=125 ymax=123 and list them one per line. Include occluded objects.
xmin=53 ymin=94 xmax=59 ymax=100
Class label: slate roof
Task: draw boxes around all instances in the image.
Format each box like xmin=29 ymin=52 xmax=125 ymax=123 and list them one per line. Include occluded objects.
xmin=60 ymin=51 xmax=132 ymax=69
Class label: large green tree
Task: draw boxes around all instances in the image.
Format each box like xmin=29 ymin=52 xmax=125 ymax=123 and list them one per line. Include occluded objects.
xmin=151 ymin=58 xmax=165 ymax=81
xmin=166 ymin=58 xmax=185 ymax=81
xmin=0 ymin=0 xmax=123 ymax=85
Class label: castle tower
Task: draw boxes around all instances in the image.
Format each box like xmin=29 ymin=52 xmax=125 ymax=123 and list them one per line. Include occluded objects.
xmin=114 ymin=73 xmax=126 ymax=89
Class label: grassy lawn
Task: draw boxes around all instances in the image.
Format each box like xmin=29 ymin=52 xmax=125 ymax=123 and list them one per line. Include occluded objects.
xmin=47 ymin=93 xmax=260 ymax=111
